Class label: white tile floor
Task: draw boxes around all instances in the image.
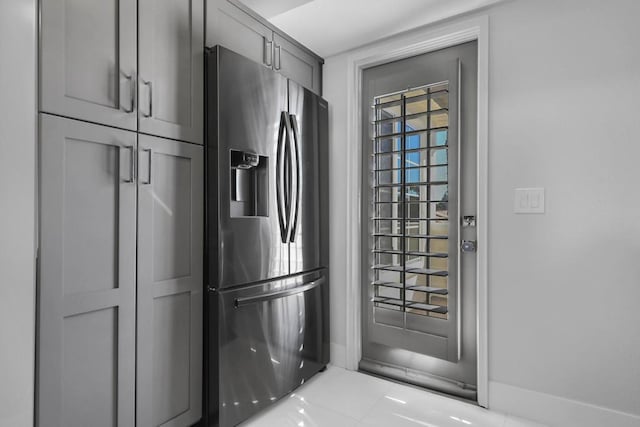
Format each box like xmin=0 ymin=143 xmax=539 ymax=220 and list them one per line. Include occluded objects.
xmin=240 ymin=366 xmax=546 ymax=427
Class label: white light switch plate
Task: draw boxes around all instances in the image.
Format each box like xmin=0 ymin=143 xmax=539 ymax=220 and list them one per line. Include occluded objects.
xmin=514 ymin=188 xmax=545 ymax=214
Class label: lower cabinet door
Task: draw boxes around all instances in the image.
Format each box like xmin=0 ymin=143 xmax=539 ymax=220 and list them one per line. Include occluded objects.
xmin=38 ymin=114 xmax=137 ymax=427
xmin=136 ymin=134 xmax=204 ymax=427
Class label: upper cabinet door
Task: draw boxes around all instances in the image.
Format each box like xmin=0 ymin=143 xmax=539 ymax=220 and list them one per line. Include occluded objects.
xmin=38 ymin=114 xmax=137 ymax=427
xmin=138 ymin=0 xmax=204 ymax=144
xmin=136 ymin=135 xmax=203 ymax=427
xmin=40 ymin=0 xmax=137 ymax=130
xmin=274 ymin=33 xmax=322 ymax=95
xmin=207 ymin=0 xmax=273 ymax=68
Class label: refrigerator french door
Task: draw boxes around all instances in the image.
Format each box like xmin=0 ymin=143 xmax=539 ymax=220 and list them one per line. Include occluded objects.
xmin=288 ymin=79 xmax=322 ymax=274
xmin=208 ymin=46 xmax=289 ymax=287
xmin=205 ymin=46 xmax=330 ymax=427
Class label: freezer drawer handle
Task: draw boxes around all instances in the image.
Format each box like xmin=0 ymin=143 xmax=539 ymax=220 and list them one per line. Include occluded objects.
xmin=234 ymin=276 xmax=325 ymax=308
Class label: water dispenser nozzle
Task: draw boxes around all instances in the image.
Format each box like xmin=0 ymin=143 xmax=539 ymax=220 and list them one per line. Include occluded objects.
xmin=236 ymin=152 xmax=259 ymax=169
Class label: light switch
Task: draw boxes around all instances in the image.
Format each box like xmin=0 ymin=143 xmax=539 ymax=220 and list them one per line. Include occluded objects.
xmin=514 ymin=188 xmax=545 ymax=214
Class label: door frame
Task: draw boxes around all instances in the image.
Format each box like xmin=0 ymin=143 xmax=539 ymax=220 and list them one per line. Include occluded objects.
xmin=343 ymin=16 xmax=490 ymax=407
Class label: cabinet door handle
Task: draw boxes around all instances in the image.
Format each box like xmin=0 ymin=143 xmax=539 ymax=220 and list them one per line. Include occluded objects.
xmin=264 ymin=38 xmax=273 ymax=67
xmin=123 ymin=145 xmax=135 ymax=183
xmin=141 ymin=148 xmax=152 ymax=185
xmin=274 ymin=44 xmax=281 ymax=70
xmin=121 ymin=72 xmax=135 ymax=113
xmin=141 ymin=79 xmax=153 ymax=118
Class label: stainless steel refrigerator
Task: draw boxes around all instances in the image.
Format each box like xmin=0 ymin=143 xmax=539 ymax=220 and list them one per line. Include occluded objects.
xmin=204 ymin=46 xmax=330 ymax=427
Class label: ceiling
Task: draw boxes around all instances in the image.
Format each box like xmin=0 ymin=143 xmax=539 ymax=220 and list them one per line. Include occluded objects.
xmin=241 ymin=0 xmax=504 ymax=57
xmin=241 ymin=0 xmax=315 ymax=19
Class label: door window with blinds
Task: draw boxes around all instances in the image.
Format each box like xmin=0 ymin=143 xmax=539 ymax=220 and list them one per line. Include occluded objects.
xmin=365 ymin=64 xmax=460 ymax=362
xmin=372 ymin=83 xmax=451 ymax=317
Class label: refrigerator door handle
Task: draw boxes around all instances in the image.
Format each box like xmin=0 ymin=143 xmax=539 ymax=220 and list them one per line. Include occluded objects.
xmin=233 ymin=276 xmax=325 ymax=308
xmin=277 ymin=112 xmax=289 ymax=243
xmin=282 ymin=112 xmax=296 ymax=242
xmin=288 ymin=114 xmax=301 ymax=242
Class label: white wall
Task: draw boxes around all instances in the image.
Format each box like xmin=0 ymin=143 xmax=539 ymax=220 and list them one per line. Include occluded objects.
xmin=485 ymin=0 xmax=640 ymax=420
xmin=0 ymin=0 xmax=37 ymax=426
xmin=326 ymin=53 xmax=351 ymax=367
xmin=324 ymin=0 xmax=640 ymax=424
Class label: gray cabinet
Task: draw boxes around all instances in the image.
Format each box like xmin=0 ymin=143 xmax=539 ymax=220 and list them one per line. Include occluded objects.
xmin=206 ymin=0 xmax=323 ymax=94
xmin=37 ymin=115 xmax=203 ymax=427
xmin=207 ymin=0 xmax=274 ymax=68
xmin=136 ymin=134 xmax=203 ymax=427
xmin=138 ymin=0 xmax=204 ymax=144
xmin=40 ymin=0 xmax=204 ymax=144
xmin=274 ymin=33 xmax=322 ymax=95
xmin=40 ymin=0 xmax=137 ymax=130
xmin=38 ymin=114 xmax=137 ymax=427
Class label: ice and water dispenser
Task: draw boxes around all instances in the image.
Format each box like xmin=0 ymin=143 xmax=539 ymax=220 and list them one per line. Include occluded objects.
xmin=230 ymin=150 xmax=268 ymax=217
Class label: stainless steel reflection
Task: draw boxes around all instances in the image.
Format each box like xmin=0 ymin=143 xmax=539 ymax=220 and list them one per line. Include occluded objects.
xmin=205 ymin=46 xmax=330 ymax=427
xmin=217 ymin=271 xmax=328 ymax=427
xmin=209 ymin=47 xmax=289 ymax=287
xmin=288 ymin=81 xmax=321 ymax=274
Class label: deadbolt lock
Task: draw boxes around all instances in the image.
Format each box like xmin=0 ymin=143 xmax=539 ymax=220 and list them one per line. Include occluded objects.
xmin=461 ymin=240 xmax=477 ymax=253
xmin=462 ymin=216 xmax=476 ymax=228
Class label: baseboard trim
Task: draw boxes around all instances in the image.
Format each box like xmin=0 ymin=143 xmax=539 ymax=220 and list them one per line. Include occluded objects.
xmin=330 ymin=342 xmax=347 ymax=369
xmin=489 ymin=381 xmax=640 ymax=427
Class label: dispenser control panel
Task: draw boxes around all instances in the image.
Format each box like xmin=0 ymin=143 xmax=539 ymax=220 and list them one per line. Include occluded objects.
xmin=237 ymin=152 xmax=259 ymax=169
